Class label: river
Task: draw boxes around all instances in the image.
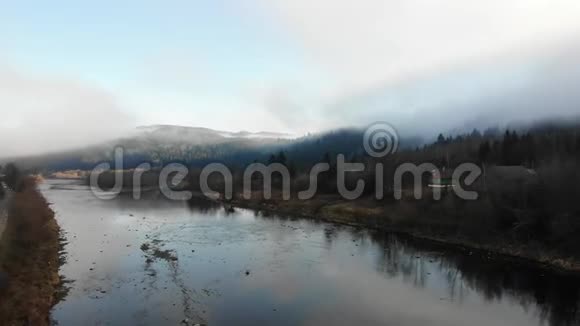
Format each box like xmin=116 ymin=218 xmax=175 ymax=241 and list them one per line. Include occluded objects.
xmin=41 ymin=179 xmax=580 ymax=326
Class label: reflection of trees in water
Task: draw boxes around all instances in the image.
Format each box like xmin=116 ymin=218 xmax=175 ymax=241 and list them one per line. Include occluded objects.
xmin=368 ymin=231 xmax=580 ymax=326
xmin=323 ymin=227 xmax=337 ymax=250
xmin=186 ymin=197 xmax=223 ymax=214
xmin=243 ymin=212 xmax=579 ymax=326
xmin=374 ymin=235 xmax=430 ymax=290
xmin=111 ymin=191 xmax=223 ymax=215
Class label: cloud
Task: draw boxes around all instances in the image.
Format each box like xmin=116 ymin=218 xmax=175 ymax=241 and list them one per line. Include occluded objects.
xmin=0 ymin=64 xmax=135 ymax=158
xmin=258 ymin=0 xmax=580 ymax=89
xmin=259 ymin=83 xmax=333 ymax=133
xmin=254 ymin=0 xmax=580 ymax=135
xmin=324 ymin=41 xmax=580 ymax=137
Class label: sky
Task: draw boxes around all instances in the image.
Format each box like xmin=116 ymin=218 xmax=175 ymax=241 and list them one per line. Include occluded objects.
xmin=1 ymin=0 xmax=580 ymax=156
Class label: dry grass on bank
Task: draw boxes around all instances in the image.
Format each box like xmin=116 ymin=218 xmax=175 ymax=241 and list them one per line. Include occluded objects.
xmin=0 ymin=178 xmax=62 ymax=326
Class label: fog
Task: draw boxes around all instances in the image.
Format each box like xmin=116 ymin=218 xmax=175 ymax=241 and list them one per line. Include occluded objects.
xmin=1 ymin=0 xmax=580 ymax=157
xmin=259 ymin=0 xmax=580 ymax=136
xmin=326 ymin=41 xmax=580 ymax=138
xmin=0 ymin=64 xmax=135 ymax=158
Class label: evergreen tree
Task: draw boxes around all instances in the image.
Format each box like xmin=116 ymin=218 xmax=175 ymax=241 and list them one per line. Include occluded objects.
xmin=322 ymin=152 xmax=332 ymax=165
xmin=478 ymin=141 xmax=491 ymax=163
xmin=276 ymin=151 xmax=287 ymax=165
xmin=288 ymin=161 xmax=297 ymax=177
xmin=4 ymin=163 xmax=22 ymax=191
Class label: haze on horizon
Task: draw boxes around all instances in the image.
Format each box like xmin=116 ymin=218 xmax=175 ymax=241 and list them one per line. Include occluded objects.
xmin=1 ymin=0 xmax=580 ymax=157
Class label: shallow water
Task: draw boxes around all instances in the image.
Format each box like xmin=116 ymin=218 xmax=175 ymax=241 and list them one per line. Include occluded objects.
xmin=42 ymin=179 xmax=580 ymax=326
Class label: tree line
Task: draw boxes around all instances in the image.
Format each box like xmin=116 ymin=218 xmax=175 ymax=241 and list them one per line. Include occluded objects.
xmin=0 ymin=163 xmax=24 ymax=193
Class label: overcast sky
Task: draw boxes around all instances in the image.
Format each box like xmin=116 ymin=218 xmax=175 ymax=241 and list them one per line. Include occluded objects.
xmin=1 ymin=0 xmax=580 ymax=157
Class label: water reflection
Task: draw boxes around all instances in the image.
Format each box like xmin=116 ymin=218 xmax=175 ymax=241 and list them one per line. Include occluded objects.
xmin=367 ymin=233 xmax=580 ymax=326
xmin=44 ymin=180 xmax=580 ymax=326
xmin=186 ymin=196 xmax=223 ymax=214
xmin=249 ymin=212 xmax=580 ymax=326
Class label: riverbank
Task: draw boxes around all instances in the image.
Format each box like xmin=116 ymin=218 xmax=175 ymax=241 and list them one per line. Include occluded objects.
xmin=227 ymin=194 xmax=580 ymax=273
xmin=0 ymin=177 xmax=63 ymax=325
xmin=0 ymin=190 xmax=10 ymax=240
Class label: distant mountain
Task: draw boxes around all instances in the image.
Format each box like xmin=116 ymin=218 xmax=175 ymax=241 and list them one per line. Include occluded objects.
xmin=3 ymin=125 xmax=298 ymax=171
xmin=5 ymin=124 xmax=419 ymax=172
xmin=134 ymin=125 xmax=294 ymax=143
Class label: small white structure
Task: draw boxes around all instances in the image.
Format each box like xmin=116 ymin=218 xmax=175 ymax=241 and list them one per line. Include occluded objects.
xmin=428 ymin=168 xmax=453 ymax=188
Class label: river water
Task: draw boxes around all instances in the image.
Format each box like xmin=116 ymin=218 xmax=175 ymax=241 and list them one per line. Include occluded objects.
xmin=41 ymin=179 xmax=580 ymax=326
